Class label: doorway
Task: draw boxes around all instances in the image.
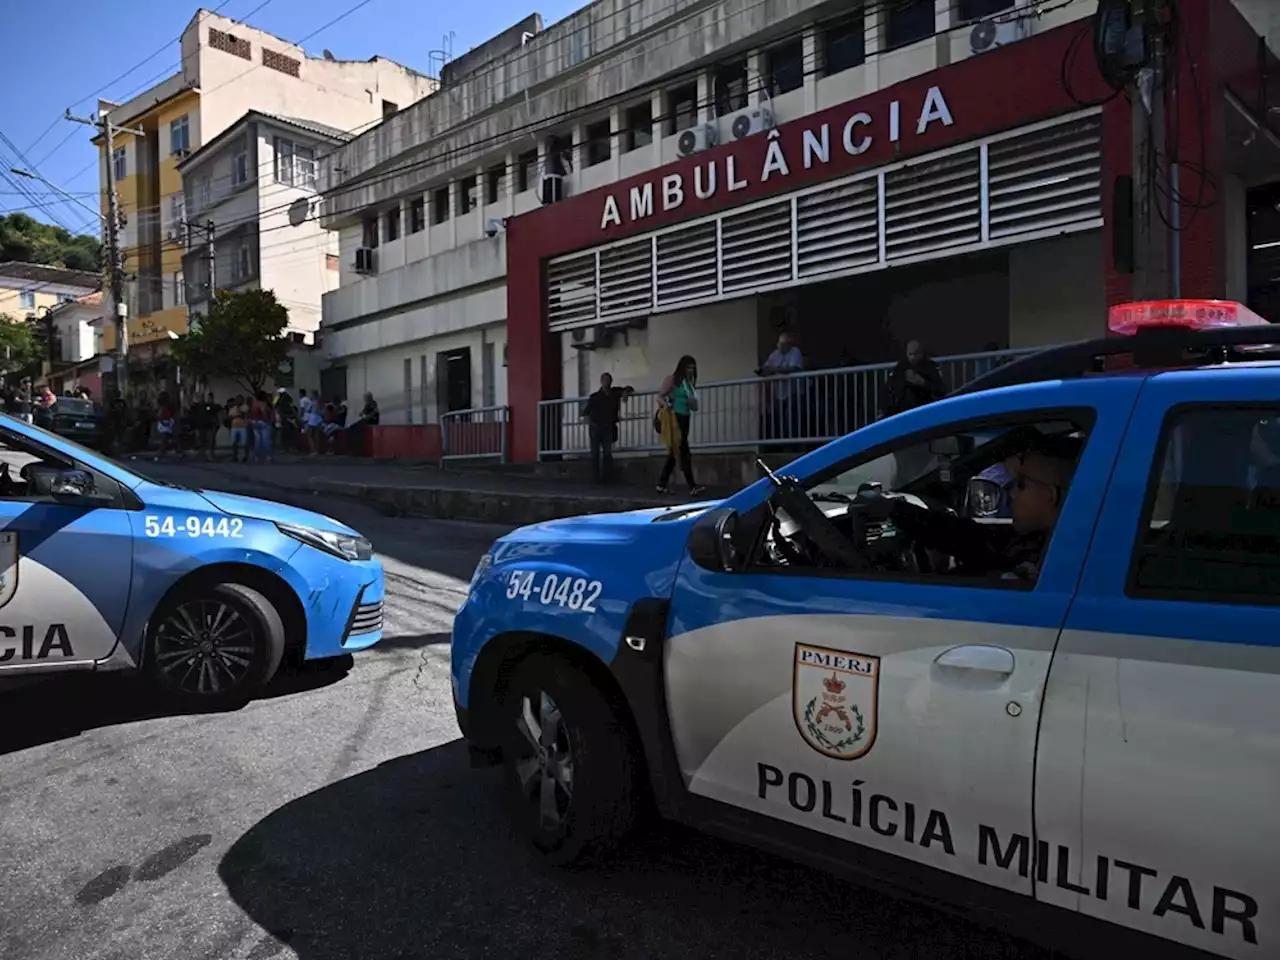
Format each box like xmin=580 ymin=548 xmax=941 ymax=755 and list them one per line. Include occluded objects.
xmin=436 ymin=347 xmax=472 ymax=417
xmin=1247 ymin=182 xmax=1280 ymax=322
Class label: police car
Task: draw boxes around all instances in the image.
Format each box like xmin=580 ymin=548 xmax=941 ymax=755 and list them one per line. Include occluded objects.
xmin=453 ymin=300 xmax=1280 ymax=960
xmin=0 ymin=413 xmax=383 ymax=705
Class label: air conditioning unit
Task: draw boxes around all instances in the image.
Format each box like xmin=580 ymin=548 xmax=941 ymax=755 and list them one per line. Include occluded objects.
xmin=540 ymin=174 xmax=564 ymax=205
xmin=165 ymin=228 xmax=183 ymax=244
xmin=354 ymin=247 xmax=376 ymax=274
xmin=676 ymin=123 xmax=717 ymax=158
xmin=731 ymin=106 xmax=774 ymax=141
xmin=570 ymin=326 xmax=614 ymax=350
xmin=970 ymin=17 xmax=1025 ymax=54
xmin=173 ymin=148 xmax=191 ymax=159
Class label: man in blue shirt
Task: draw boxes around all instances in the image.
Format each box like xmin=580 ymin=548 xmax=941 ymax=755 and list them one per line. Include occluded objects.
xmin=758 ymin=331 xmax=805 ymax=443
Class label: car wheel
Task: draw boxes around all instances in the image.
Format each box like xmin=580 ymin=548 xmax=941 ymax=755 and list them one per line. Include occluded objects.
xmin=145 ymin=581 xmax=286 ymax=708
xmin=501 ymin=654 xmax=638 ymax=865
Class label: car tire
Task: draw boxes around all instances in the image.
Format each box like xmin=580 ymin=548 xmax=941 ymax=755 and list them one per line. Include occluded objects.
xmin=144 ymin=581 xmax=286 ymax=709
xmin=501 ymin=654 xmax=638 ymax=866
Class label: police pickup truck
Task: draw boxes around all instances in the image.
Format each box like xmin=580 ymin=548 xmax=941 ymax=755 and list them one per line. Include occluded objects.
xmin=452 ymin=300 xmax=1279 ymax=960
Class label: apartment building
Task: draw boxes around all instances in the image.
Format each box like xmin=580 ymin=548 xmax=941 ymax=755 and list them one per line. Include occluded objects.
xmin=94 ymin=7 xmax=435 ymax=376
xmin=178 ymin=110 xmax=350 ymax=341
xmin=320 ymin=0 xmax=1280 ymax=463
xmin=0 ymin=262 xmax=100 ymax=322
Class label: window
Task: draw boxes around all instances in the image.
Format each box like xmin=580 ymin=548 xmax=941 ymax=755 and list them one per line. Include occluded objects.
xmin=262 ymin=48 xmax=300 ymax=77
xmin=232 ymin=242 xmax=252 ymax=282
xmin=409 ymin=197 xmax=425 ymax=233
xmin=170 ymin=115 xmax=190 ymax=156
xmin=382 ymin=99 xmax=399 ymax=118
xmin=460 ymin=176 xmax=477 ymax=215
xmin=384 ymin=206 xmax=400 ymax=241
xmin=19 ymin=291 xmax=34 ymax=310
xmin=231 ymin=142 xmax=249 ymax=186
xmin=666 ymin=83 xmax=698 ymax=135
xmin=623 ymin=102 xmax=653 ymax=152
xmin=516 ymin=150 xmax=538 ymax=192
xmin=886 ymin=0 xmax=935 ymax=50
xmin=714 ymin=59 xmax=750 ymax=117
xmin=546 ymin=135 xmax=573 ymax=176
xmin=209 ymin=28 xmax=251 ymax=60
xmin=757 ymin=417 xmax=1091 ymax=585
xmin=822 ymin=10 xmax=866 ymax=74
xmin=431 ymin=186 xmax=450 ymax=224
xmin=584 ymin=119 xmax=612 ymax=166
xmin=0 ymin=432 xmax=81 ymax=502
xmin=173 ymin=271 xmax=185 ymax=307
xmin=959 ymin=0 xmax=1015 ymax=20
xmin=361 ymin=216 xmax=380 ymax=249
xmin=274 ymin=137 xmax=316 ymax=189
xmin=169 ymin=193 xmax=186 ymax=243
xmin=112 ymin=147 xmax=127 ymax=181
xmin=1129 ymin=405 xmax=1280 ymax=604
xmin=58 ymin=293 xmax=75 ymax=303
xmin=194 ymin=175 xmax=211 ymax=209
xmin=764 ymin=39 xmax=805 ymax=96
xmin=485 ymin=164 xmax=505 ymax=205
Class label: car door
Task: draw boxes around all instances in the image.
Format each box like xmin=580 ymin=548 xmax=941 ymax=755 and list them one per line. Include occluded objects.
xmin=0 ymin=426 xmax=134 ymax=672
xmin=662 ymin=378 xmax=1141 ymax=895
xmin=1036 ymin=368 xmax=1280 ymax=959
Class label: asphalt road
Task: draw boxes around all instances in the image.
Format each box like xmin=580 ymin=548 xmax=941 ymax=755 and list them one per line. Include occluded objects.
xmin=0 ymin=461 xmax=1047 ymax=960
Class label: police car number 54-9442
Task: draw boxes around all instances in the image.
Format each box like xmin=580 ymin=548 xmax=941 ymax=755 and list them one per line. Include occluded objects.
xmin=505 ymin=570 xmax=603 ymax=612
xmin=144 ymin=516 xmax=244 ymax=539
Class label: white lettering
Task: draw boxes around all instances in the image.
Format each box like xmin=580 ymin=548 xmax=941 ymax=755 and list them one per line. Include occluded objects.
xmin=662 ymin=173 xmax=684 ymax=211
xmin=760 ymin=133 xmax=790 ymax=181
xmin=842 ymin=113 xmax=873 ymax=156
xmin=694 ymin=161 xmax=717 ymax=200
xmin=803 ymin=124 xmax=830 ymax=169
xmin=600 ymin=195 xmax=622 ymax=229
xmin=629 ymin=183 xmax=654 ymax=221
xmin=726 ymin=156 xmax=747 ymax=192
xmin=917 ymin=85 xmax=955 ymax=134
xmin=889 ymin=100 xmax=901 ymax=143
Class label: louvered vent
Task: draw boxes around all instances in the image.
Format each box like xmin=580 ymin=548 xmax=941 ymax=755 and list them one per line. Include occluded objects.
xmin=884 ymin=148 xmax=982 ymax=261
xmin=546 ymin=252 xmax=597 ymax=332
xmin=796 ymin=178 xmax=879 ymax=279
xmin=986 ymin=115 xmax=1102 ymax=239
xmin=655 ymin=221 xmax=717 ymax=306
xmin=721 ymin=199 xmax=793 ymax=293
xmin=598 ymin=238 xmax=653 ymax=319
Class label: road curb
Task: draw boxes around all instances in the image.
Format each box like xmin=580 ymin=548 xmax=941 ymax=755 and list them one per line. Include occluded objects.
xmin=308 ymin=478 xmax=671 ymax=525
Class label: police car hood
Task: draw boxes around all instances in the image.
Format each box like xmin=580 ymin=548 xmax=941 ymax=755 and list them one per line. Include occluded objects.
xmin=505 ymin=499 xmax=722 ymax=542
xmin=191 ymin=487 xmax=359 ymax=535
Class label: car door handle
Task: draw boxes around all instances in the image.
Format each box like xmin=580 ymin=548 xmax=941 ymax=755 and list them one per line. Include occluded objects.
xmin=933 ymin=644 xmax=1015 ymax=676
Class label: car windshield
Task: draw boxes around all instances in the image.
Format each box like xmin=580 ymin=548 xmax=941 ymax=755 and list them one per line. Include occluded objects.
xmin=54 ymin=399 xmax=95 ymax=416
xmin=0 ymin=412 xmax=150 ymax=486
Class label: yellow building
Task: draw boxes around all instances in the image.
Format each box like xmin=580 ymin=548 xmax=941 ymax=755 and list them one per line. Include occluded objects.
xmin=93 ymin=8 xmax=435 ymax=371
xmin=0 ymin=262 xmax=101 ymax=322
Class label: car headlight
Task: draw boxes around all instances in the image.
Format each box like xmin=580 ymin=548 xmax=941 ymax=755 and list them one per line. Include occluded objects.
xmin=277 ymin=522 xmax=373 ymax=561
xmin=469 ymin=553 xmax=492 ymax=593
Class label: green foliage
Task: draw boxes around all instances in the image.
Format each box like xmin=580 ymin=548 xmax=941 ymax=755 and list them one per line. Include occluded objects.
xmin=173 ymin=289 xmax=292 ymax=395
xmin=0 ymin=213 xmax=102 ymax=272
xmin=0 ymin=313 xmax=43 ymax=378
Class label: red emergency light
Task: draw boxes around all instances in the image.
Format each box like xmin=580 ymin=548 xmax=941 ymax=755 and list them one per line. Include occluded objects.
xmin=1108 ymin=299 xmax=1271 ymax=336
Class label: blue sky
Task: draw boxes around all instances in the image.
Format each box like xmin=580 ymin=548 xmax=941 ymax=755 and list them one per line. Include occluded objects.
xmin=0 ymin=0 xmax=580 ymax=236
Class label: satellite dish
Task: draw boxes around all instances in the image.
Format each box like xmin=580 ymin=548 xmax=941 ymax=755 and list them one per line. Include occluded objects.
xmin=287 ymin=197 xmax=311 ymax=227
xmin=323 ymin=48 xmax=336 ymax=60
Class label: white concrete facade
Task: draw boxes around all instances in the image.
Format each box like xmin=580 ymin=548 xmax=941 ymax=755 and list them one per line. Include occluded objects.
xmin=320 ymin=0 xmax=1100 ymax=421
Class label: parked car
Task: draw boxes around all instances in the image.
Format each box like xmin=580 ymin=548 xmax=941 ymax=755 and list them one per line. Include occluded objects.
xmin=35 ymin=397 xmax=103 ymax=449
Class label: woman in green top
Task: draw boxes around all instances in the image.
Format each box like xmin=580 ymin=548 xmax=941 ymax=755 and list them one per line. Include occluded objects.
xmin=657 ymin=355 xmax=705 ymax=495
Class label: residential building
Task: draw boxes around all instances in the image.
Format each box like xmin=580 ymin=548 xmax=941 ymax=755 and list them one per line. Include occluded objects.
xmin=93 ymin=7 xmax=435 ymax=381
xmin=0 ymin=262 xmax=100 ymax=323
xmin=179 ymin=110 xmax=350 ymax=341
xmin=48 ymin=292 xmax=105 ymax=365
xmin=319 ymin=0 xmax=1280 ymax=463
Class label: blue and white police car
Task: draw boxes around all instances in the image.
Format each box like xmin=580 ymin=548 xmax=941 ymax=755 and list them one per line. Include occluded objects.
xmin=0 ymin=413 xmax=383 ymax=706
xmin=454 ymin=299 xmax=1280 ymax=960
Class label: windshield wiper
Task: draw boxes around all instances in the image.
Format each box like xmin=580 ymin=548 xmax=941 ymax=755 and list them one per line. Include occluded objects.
xmin=809 ymin=491 xmax=853 ymax=503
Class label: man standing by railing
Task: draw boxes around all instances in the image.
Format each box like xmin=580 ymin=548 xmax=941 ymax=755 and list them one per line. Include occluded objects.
xmin=758 ymin=330 xmax=805 ymax=446
xmin=581 ymin=372 xmax=634 ymax=485
xmin=883 ymin=339 xmax=947 ymax=417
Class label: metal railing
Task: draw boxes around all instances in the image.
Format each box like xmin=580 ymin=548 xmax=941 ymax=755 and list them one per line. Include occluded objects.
xmin=441 ymin=404 xmax=509 ymax=463
xmin=537 ymin=348 xmax=1039 ymax=459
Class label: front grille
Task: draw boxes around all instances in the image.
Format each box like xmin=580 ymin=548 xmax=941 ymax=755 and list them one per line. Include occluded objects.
xmin=349 ymin=600 xmax=383 ymax=636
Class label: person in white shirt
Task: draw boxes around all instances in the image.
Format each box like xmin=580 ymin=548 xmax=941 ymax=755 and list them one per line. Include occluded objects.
xmin=299 ymin=388 xmax=323 ymax=456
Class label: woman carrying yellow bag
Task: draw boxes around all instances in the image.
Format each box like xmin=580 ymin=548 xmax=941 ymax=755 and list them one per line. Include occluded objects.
xmin=655 ymin=355 xmax=705 ymax=496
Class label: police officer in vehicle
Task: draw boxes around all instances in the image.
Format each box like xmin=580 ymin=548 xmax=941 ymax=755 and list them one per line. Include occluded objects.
xmin=863 ymin=433 xmax=1081 ymax=581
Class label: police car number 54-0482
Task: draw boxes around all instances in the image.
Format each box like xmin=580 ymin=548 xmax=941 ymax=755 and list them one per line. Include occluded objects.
xmin=505 ymin=570 xmax=603 ymax=612
xmin=144 ymin=516 xmax=244 ymax=539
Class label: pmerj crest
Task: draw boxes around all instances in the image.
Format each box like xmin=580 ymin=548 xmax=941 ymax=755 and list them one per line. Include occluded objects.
xmin=792 ymin=642 xmax=879 ymax=760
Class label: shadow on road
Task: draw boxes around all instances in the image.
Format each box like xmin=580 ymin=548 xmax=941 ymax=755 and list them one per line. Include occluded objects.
xmin=0 ymin=658 xmax=350 ymax=756
xmin=219 ymin=740 xmax=1042 ymax=960
xmin=372 ymin=631 xmax=451 ymax=651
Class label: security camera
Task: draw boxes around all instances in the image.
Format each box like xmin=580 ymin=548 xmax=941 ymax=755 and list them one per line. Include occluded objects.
xmin=485 ymin=217 xmax=504 ymax=238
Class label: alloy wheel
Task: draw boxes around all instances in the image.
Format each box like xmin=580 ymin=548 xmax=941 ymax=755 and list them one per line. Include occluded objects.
xmin=152 ymin=600 xmax=256 ymax=696
xmin=513 ymin=690 xmax=575 ymax=830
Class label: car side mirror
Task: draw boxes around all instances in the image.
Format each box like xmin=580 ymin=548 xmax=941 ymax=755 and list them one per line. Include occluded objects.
xmin=50 ymin=468 xmax=98 ymax=502
xmin=688 ymin=507 xmax=740 ymax=573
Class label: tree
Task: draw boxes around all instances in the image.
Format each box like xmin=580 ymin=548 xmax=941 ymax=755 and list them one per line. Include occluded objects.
xmin=0 ymin=213 xmax=102 ymax=272
xmin=0 ymin=313 xmax=43 ymax=381
xmin=173 ymin=289 xmax=292 ymax=396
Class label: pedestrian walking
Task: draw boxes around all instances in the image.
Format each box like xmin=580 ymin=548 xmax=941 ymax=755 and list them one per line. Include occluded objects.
xmin=656 ymin=355 xmax=705 ymax=496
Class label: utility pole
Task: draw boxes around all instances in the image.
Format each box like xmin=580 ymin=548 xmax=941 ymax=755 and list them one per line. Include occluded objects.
xmin=1129 ymin=0 xmax=1173 ymax=300
xmin=65 ymin=107 xmax=144 ymax=397
xmin=205 ymin=220 xmax=216 ymax=300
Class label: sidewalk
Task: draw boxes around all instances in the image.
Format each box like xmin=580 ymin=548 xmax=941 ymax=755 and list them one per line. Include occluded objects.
xmin=135 ymin=453 xmax=725 ymax=525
